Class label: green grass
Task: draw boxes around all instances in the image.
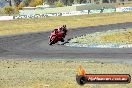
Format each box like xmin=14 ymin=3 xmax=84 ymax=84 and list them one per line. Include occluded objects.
xmin=0 ymin=12 xmax=132 ymax=36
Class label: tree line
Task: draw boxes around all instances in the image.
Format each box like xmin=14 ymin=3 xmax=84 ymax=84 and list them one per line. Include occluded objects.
xmin=6 ymin=0 xmax=88 ymax=8
xmin=3 ymin=0 xmax=88 ymax=15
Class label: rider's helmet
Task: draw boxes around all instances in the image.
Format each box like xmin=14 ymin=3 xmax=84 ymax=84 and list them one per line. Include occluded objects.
xmin=63 ymin=25 xmax=66 ymax=28
xmin=57 ymin=26 xmax=62 ymax=32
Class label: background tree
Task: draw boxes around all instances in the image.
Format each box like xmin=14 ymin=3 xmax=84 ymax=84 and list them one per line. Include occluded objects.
xmin=22 ymin=0 xmax=31 ymax=6
xmin=14 ymin=0 xmax=22 ymax=6
xmin=4 ymin=6 xmax=14 ymax=15
xmin=68 ymin=0 xmax=74 ymax=5
xmin=29 ymin=0 xmax=43 ymax=7
xmin=57 ymin=0 xmax=73 ymax=6
xmin=46 ymin=0 xmax=57 ymax=5
xmin=54 ymin=0 xmax=64 ymax=7
xmin=5 ymin=0 xmax=12 ymax=6
xmin=17 ymin=1 xmax=25 ymax=9
xmin=73 ymin=0 xmax=78 ymax=4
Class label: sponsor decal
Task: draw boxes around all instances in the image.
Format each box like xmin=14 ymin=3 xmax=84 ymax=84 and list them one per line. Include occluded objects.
xmin=76 ymin=65 xmax=131 ymax=85
xmin=116 ymin=7 xmax=132 ymax=12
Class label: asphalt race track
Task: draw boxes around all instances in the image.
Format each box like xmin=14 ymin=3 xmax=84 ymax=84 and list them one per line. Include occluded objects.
xmin=0 ymin=22 xmax=132 ymax=61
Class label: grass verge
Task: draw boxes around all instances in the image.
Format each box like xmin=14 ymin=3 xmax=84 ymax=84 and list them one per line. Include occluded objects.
xmin=70 ymin=28 xmax=132 ymax=44
xmin=0 ymin=59 xmax=132 ymax=88
xmin=0 ymin=12 xmax=132 ymax=36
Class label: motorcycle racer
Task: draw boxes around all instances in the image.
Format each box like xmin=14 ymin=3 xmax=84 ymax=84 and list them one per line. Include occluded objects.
xmin=49 ymin=25 xmax=67 ymax=45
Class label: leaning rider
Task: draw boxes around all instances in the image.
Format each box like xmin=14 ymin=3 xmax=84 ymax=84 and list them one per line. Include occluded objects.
xmin=62 ymin=25 xmax=68 ymax=38
xmin=57 ymin=26 xmax=64 ymax=42
xmin=57 ymin=26 xmax=63 ymax=32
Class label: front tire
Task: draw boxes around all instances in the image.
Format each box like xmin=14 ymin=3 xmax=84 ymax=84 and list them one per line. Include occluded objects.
xmin=49 ymin=36 xmax=57 ymax=45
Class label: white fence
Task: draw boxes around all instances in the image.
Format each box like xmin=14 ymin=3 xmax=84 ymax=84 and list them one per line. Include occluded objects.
xmin=116 ymin=7 xmax=132 ymax=12
xmin=0 ymin=16 xmax=13 ymax=21
xmin=0 ymin=7 xmax=131 ymax=20
xmin=13 ymin=9 xmax=116 ymax=19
